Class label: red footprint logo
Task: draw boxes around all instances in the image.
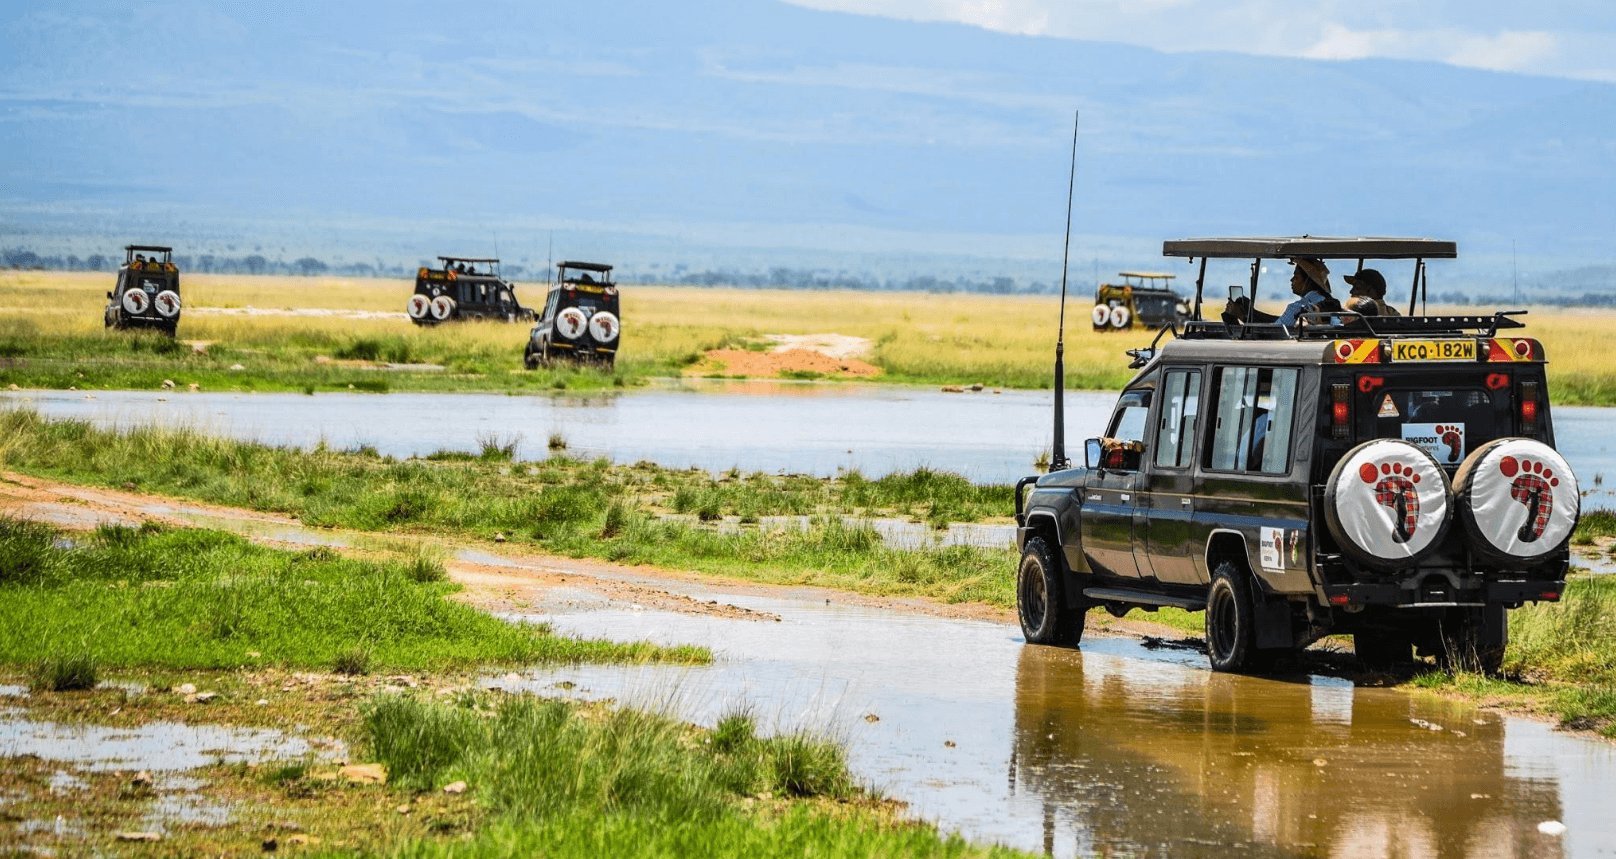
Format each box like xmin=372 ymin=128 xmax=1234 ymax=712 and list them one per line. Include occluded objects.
xmin=1360 ymin=460 xmax=1422 ymax=543
xmin=1433 ymin=425 xmax=1462 ymax=463
xmin=1500 ymin=456 xmax=1557 ymax=543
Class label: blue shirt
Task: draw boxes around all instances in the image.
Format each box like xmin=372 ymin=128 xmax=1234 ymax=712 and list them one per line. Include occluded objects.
xmin=1277 ymin=289 xmax=1334 ymax=327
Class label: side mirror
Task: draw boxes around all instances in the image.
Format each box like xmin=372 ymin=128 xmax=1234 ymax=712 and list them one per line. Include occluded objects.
xmin=106 ymin=292 xmax=114 ymax=299
xmin=1084 ymin=438 xmax=1103 ymax=469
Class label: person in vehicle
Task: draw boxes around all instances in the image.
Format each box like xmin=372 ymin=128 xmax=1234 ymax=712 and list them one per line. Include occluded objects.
xmin=1344 ymin=268 xmax=1400 ymax=316
xmin=1222 ymin=258 xmax=1340 ymax=326
xmin=1346 ymin=294 xmax=1380 ymax=316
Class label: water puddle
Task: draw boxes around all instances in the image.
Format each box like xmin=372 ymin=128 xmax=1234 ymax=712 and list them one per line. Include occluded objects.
xmin=494 ymin=595 xmax=1616 ymax=858
xmin=0 ymin=707 xmax=342 ymax=772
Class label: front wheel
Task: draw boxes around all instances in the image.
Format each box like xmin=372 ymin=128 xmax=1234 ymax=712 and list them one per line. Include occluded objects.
xmin=1017 ymin=536 xmax=1083 ymax=645
xmin=1206 ymin=561 xmax=1273 ymax=673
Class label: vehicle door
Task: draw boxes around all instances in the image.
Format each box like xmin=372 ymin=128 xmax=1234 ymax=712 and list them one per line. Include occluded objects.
xmin=1080 ymin=379 xmax=1155 ymax=579
xmin=1139 ymin=367 xmax=1204 ymax=584
xmin=1195 ymin=365 xmax=1306 ymax=586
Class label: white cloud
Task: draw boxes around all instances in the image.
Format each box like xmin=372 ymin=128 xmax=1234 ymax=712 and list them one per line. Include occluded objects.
xmin=785 ymin=0 xmax=1615 ymax=82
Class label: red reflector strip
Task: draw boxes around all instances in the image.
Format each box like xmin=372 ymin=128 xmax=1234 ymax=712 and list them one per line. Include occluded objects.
xmin=1540 ymin=592 xmax=1560 ymax=601
xmin=1329 ymin=595 xmax=1350 ymax=605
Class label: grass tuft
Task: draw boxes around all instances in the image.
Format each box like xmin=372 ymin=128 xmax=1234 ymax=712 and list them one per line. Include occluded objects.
xmin=30 ymin=650 xmax=99 ymax=691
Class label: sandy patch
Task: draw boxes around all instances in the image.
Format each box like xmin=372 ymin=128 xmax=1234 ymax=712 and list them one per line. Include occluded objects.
xmin=697 ymin=347 xmax=880 ymax=379
xmin=763 ymin=334 xmax=872 ymax=360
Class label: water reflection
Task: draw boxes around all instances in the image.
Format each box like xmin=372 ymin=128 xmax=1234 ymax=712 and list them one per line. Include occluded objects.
xmin=1011 ymin=645 xmax=1567 ymax=858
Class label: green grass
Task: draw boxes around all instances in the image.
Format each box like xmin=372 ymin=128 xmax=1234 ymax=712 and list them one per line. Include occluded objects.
xmin=363 ymin=694 xmax=1026 ymax=859
xmin=0 ymin=411 xmax=1019 ymax=608
xmin=0 ymin=517 xmax=706 ymax=672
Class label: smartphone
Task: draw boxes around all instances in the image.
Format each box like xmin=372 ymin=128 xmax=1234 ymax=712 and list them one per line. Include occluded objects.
xmin=1228 ymin=285 xmax=1245 ymax=302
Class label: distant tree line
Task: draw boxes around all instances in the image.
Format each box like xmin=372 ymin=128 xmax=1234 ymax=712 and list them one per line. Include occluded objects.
xmin=0 ymin=248 xmax=417 ymax=278
xmin=631 ymin=266 xmax=1049 ymax=294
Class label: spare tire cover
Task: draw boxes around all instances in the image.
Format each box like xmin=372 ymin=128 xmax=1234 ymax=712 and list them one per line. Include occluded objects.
xmin=1453 ymin=438 xmax=1579 ymax=564
xmin=1325 ymin=439 xmax=1451 ymax=569
xmin=406 ymin=294 xmax=429 ymax=318
xmin=1091 ymin=305 xmax=1111 ymax=327
xmin=122 ymin=290 xmax=149 ymax=315
xmin=154 ymin=290 xmax=181 ymax=318
xmin=1108 ymin=305 xmax=1131 ymax=329
xmin=588 ymin=311 xmax=619 ymax=343
xmin=429 ymin=295 xmax=455 ymax=320
xmin=556 ymin=307 xmax=587 ymax=340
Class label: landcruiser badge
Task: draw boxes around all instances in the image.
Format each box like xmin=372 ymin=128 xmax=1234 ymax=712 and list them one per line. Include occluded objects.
xmin=1378 ymin=395 xmax=1399 ymax=418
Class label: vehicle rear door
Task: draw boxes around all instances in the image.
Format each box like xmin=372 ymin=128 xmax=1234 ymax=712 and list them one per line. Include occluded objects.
xmin=1080 ymin=383 xmax=1153 ymax=579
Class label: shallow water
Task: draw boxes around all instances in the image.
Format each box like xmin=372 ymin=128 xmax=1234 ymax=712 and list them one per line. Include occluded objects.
xmin=0 ymin=707 xmax=340 ymax=772
xmin=7 ymin=384 xmax=1615 ymax=499
xmin=499 ymin=593 xmax=1616 ymax=858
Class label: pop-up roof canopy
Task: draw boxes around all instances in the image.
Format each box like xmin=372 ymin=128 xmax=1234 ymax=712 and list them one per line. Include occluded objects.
xmin=438 ymin=256 xmax=500 ymax=264
xmin=1162 ymin=237 xmax=1457 ymax=260
xmin=558 ymin=261 xmax=613 ymax=273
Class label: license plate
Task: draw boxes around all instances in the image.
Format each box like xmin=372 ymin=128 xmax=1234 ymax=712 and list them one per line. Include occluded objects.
xmin=1390 ymin=339 xmax=1475 ymax=362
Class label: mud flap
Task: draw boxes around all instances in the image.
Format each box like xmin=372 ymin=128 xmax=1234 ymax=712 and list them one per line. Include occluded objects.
xmin=1253 ymin=595 xmax=1295 ymax=649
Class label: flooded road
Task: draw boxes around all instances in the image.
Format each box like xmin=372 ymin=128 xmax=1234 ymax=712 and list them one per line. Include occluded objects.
xmin=6 ymin=383 xmax=1616 ymax=499
xmin=503 ymin=593 xmax=1616 ymax=858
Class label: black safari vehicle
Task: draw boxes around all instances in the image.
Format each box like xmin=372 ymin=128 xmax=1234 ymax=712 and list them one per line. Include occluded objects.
xmin=1091 ymin=271 xmax=1188 ymax=331
xmin=406 ymin=257 xmax=533 ymax=325
xmin=1016 ymin=237 xmax=1578 ymax=674
xmin=524 ymin=261 xmax=621 ymax=369
xmin=105 ymin=245 xmax=182 ymax=335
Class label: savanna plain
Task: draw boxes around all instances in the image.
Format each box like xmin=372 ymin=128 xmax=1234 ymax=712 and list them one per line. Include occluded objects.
xmin=2 ymin=269 xmax=1616 ymax=855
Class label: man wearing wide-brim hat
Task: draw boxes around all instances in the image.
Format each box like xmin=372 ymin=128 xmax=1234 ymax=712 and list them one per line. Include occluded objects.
xmin=1222 ymin=257 xmax=1341 ymax=326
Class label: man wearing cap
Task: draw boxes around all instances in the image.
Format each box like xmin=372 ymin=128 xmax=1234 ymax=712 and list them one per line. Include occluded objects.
xmin=1222 ymin=258 xmax=1340 ymax=327
xmin=1344 ymin=268 xmax=1400 ymax=316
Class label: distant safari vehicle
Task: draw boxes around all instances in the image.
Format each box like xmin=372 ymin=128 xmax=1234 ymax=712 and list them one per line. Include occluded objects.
xmin=406 ymin=256 xmax=534 ymax=325
xmin=524 ymin=261 xmax=621 ymax=369
xmin=1091 ymin=271 xmax=1189 ymax=332
xmin=105 ymin=245 xmax=181 ymax=335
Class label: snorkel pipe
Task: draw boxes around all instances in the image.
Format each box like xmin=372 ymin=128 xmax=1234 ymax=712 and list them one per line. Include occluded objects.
xmin=1051 ymin=111 xmax=1078 ymax=472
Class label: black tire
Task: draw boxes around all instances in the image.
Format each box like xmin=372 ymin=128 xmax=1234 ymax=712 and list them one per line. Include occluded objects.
xmin=523 ymin=345 xmax=539 ymax=370
xmin=1437 ymin=605 xmax=1508 ymax=674
xmin=1017 ymin=536 xmax=1083 ymax=645
xmin=1355 ymin=630 xmax=1414 ymax=668
xmin=1205 ymin=561 xmax=1273 ymax=673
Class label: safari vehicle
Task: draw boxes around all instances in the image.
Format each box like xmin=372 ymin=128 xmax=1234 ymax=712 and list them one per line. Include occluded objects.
xmin=1015 ymin=237 xmax=1578 ymax=674
xmin=1091 ymin=271 xmax=1188 ymax=331
xmin=406 ymin=256 xmax=533 ymax=325
xmin=524 ymin=261 xmax=621 ymax=369
xmin=105 ymin=245 xmax=182 ymax=335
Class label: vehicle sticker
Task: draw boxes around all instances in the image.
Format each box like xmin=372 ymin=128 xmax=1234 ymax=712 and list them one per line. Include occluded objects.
xmin=1260 ymin=526 xmax=1283 ymax=571
xmin=1288 ymin=530 xmax=1301 ymax=565
xmin=1402 ymin=422 xmax=1465 ymax=465
xmin=1378 ymin=395 xmax=1400 ymax=418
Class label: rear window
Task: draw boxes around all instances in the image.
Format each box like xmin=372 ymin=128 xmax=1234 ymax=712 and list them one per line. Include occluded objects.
xmin=1365 ymin=388 xmax=1497 ymax=466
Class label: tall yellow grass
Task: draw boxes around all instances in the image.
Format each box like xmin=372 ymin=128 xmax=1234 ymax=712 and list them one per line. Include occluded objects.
xmin=4 ymin=270 xmax=1615 ymax=396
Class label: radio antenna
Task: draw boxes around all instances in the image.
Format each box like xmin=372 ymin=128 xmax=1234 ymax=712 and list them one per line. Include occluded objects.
xmin=1051 ymin=110 xmax=1079 ymax=472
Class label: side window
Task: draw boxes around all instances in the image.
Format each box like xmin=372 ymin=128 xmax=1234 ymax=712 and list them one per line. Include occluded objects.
xmin=1107 ymin=390 xmax=1152 ymax=443
xmin=544 ymin=291 xmax=560 ymax=321
xmin=1206 ymin=366 xmax=1299 ymax=474
xmin=1154 ymin=370 xmax=1202 ymax=469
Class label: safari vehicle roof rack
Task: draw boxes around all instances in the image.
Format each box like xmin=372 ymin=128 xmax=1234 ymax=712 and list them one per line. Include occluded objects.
xmin=437 ymin=256 xmax=501 ymax=265
xmin=125 ymin=245 xmax=173 ymax=254
xmin=1162 ymin=237 xmax=1457 ymax=260
xmin=1293 ymin=310 xmax=1527 ymax=339
xmin=557 ymin=261 xmax=613 ymax=273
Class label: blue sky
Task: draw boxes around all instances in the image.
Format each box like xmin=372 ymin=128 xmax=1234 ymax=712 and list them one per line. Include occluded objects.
xmin=787 ymin=0 xmax=1616 ymax=81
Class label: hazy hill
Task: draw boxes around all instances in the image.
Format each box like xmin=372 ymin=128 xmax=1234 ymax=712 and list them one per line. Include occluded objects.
xmin=2 ymin=0 xmax=1613 ymax=291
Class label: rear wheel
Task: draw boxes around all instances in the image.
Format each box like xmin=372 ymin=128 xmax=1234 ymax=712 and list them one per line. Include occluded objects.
xmin=1355 ymin=630 xmax=1414 ymax=669
xmin=1206 ymin=561 xmax=1273 ymax=673
xmin=1438 ymin=604 xmax=1508 ymax=674
xmin=1017 ymin=536 xmax=1083 ymax=645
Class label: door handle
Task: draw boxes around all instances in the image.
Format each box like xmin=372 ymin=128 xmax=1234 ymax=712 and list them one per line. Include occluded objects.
xmin=1120 ymin=494 xmax=1130 ymax=502
xmin=1181 ymin=497 xmax=1193 ymax=505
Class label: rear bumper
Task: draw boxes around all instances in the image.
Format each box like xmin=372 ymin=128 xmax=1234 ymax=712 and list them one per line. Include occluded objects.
xmin=1322 ymin=579 xmax=1564 ymax=607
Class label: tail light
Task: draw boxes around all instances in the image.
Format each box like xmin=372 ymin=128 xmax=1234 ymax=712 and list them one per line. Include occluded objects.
xmin=1520 ymin=381 xmax=1539 ymax=436
xmin=1331 ymin=383 xmax=1351 ymax=440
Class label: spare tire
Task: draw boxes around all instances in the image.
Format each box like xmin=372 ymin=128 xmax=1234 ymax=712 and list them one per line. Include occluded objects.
xmin=429 ymin=295 xmax=455 ymax=321
xmin=1090 ymin=305 xmax=1111 ymax=327
xmin=1452 ymin=438 xmax=1579 ymax=566
xmin=588 ymin=310 xmax=620 ymax=344
xmin=1325 ymin=439 xmax=1452 ymax=570
xmin=1108 ymin=305 xmax=1131 ymax=329
xmin=406 ymin=294 xmax=430 ymax=319
xmin=556 ymin=307 xmax=587 ymax=340
xmin=154 ymin=290 xmax=181 ymax=318
xmin=122 ymin=290 xmax=149 ymax=315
